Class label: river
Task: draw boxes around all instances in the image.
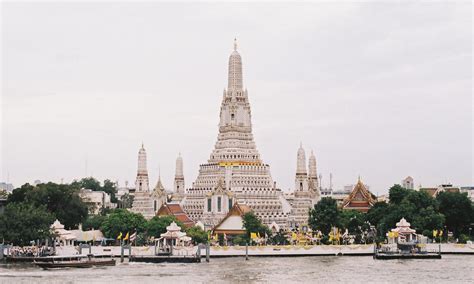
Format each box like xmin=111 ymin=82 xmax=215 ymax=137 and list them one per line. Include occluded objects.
xmin=0 ymin=255 xmax=473 ymax=283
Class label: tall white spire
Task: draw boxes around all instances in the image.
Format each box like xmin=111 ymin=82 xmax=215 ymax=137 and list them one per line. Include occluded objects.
xmin=175 ymin=153 xmax=184 ymax=178
xmin=228 ymin=38 xmax=243 ymax=91
xmin=308 ymin=150 xmax=317 ymax=178
xmin=174 ymin=153 xmax=185 ymax=194
xmin=296 ymin=142 xmax=307 ymax=175
xmin=135 ymin=143 xmax=149 ymax=192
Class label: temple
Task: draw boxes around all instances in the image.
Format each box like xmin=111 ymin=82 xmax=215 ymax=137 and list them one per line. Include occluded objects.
xmin=130 ymin=144 xmax=167 ymax=219
xmin=341 ymin=177 xmax=376 ymax=212
xmin=131 ymin=40 xmax=321 ymax=229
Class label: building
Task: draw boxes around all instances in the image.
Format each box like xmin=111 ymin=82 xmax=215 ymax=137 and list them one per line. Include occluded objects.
xmin=420 ymin=183 xmax=460 ymax=198
xmin=130 ymin=144 xmax=168 ymax=219
xmin=132 ymin=40 xmax=322 ymax=229
xmin=79 ymin=189 xmax=116 ymax=215
xmin=177 ymin=40 xmax=294 ymax=229
xmin=156 ymin=203 xmax=195 ymax=228
xmin=460 ymin=186 xmax=474 ymax=202
xmin=285 ymin=145 xmax=321 ymax=229
xmin=341 ymin=178 xmax=376 ymax=212
xmin=213 ymin=203 xmax=252 ymax=238
xmin=402 ymin=176 xmax=414 ymax=190
xmin=0 ymin=182 xmax=14 ymax=193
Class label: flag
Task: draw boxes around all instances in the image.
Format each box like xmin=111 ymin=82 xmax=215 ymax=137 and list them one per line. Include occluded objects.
xmin=123 ymin=232 xmax=129 ymax=241
xmin=291 ymin=232 xmax=297 ymax=241
xmin=117 ymin=232 xmax=123 ymax=240
xmin=130 ymin=232 xmax=137 ymax=242
xmin=257 ymin=232 xmax=261 ymax=239
xmin=439 ymin=230 xmax=443 ymax=237
xmin=433 ymin=230 xmax=438 ymax=237
xmin=250 ymin=232 xmax=258 ymax=240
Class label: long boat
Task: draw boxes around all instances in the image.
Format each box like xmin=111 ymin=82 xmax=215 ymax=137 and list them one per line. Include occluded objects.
xmin=34 ymin=256 xmax=116 ymax=269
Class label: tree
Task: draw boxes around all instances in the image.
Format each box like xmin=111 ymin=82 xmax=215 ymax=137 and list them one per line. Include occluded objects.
xmin=340 ymin=210 xmax=367 ymax=235
xmin=242 ymin=212 xmax=271 ymax=240
xmin=185 ymin=226 xmax=208 ymax=244
xmin=366 ymin=202 xmax=389 ymax=227
xmin=71 ymin=178 xmax=118 ymax=203
xmin=8 ymin=182 xmax=88 ymax=229
xmin=100 ymin=209 xmax=147 ymax=239
xmin=146 ymin=215 xmax=184 ymax=238
xmin=102 ymin=179 xmax=118 ymax=203
xmin=0 ymin=190 xmax=8 ymax=199
xmin=437 ymin=191 xmax=473 ymax=237
xmin=82 ymin=214 xmax=107 ymax=231
xmin=389 ymin=184 xmax=410 ymax=205
xmin=71 ymin=177 xmax=101 ymax=191
xmin=0 ymin=203 xmax=54 ymax=246
xmin=308 ymin=197 xmax=339 ymax=235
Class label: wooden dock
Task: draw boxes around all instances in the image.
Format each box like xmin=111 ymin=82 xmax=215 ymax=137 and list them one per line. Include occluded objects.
xmin=129 ymin=255 xmax=201 ymax=263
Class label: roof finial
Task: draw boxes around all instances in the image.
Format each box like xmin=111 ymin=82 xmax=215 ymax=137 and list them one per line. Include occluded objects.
xmin=300 ymin=141 xmax=303 ymax=148
xmin=141 ymin=141 xmax=144 ymax=149
xmin=358 ymin=175 xmax=361 ymax=182
xmin=234 ymin=37 xmax=237 ymax=51
xmin=158 ymin=165 xmax=161 ymax=181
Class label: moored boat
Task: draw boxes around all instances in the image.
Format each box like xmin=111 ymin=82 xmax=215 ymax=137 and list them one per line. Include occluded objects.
xmin=34 ymin=255 xmax=116 ymax=269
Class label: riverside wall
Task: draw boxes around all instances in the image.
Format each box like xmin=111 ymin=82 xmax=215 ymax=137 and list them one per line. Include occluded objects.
xmin=3 ymin=243 xmax=473 ymax=258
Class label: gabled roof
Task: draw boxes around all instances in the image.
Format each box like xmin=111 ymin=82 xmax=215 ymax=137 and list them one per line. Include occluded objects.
xmin=156 ymin=203 xmax=195 ymax=228
xmin=342 ymin=178 xmax=376 ymax=212
xmin=213 ymin=203 xmax=252 ymax=234
xmin=420 ymin=188 xmax=438 ymax=197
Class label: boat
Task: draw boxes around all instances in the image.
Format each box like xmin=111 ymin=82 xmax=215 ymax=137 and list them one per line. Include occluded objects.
xmin=34 ymin=255 xmax=116 ymax=269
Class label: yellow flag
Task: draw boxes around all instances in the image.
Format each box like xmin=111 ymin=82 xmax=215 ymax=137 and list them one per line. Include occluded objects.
xmin=117 ymin=232 xmax=123 ymax=240
xmin=291 ymin=232 xmax=297 ymax=240
xmin=123 ymin=232 xmax=129 ymax=241
xmin=439 ymin=230 xmax=443 ymax=237
xmin=250 ymin=232 xmax=258 ymax=240
xmin=433 ymin=230 xmax=438 ymax=237
xmin=257 ymin=232 xmax=261 ymax=239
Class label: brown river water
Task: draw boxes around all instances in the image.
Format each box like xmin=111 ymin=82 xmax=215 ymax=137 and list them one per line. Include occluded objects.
xmin=0 ymin=255 xmax=473 ymax=283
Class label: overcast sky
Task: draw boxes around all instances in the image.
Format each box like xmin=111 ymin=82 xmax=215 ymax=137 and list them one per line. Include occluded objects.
xmin=1 ymin=1 xmax=472 ymax=195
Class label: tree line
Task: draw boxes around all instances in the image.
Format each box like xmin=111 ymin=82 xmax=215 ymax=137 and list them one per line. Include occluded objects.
xmin=308 ymin=184 xmax=473 ymax=243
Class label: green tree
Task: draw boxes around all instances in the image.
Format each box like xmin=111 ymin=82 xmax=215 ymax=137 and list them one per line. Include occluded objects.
xmin=185 ymin=226 xmax=208 ymax=244
xmin=308 ymin=197 xmax=339 ymax=235
xmin=100 ymin=209 xmax=147 ymax=239
xmin=82 ymin=214 xmax=107 ymax=231
xmin=71 ymin=177 xmax=101 ymax=191
xmin=146 ymin=215 xmax=184 ymax=238
xmin=0 ymin=190 xmax=8 ymax=199
xmin=388 ymin=184 xmax=410 ymax=205
xmin=8 ymin=182 xmax=88 ymax=229
xmin=242 ymin=212 xmax=271 ymax=241
xmin=0 ymin=203 xmax=54 ymax=246
xmin=366 ymin=202 xmax=389 ymax=227
xmin=71 ymin=178 xmax=118 ymax=203
xmin=340 ymin=210 xmax=367 ymax=235
xmin=269 ymin=230 xmax=289 ymax=245
xmin=437 ymin=191 xmax=473 ymax=237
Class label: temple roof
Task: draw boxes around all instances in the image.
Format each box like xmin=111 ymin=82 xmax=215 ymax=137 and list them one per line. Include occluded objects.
xmin=342 ymin=178 xmax=376 ymax=212
xmin=213 ymin=203 xmax=252 ymax=233
xmin=157 ymin=203 xmax=195 ymax=228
